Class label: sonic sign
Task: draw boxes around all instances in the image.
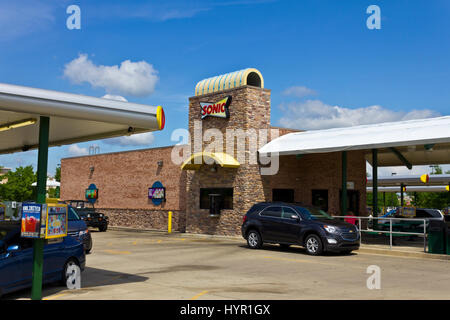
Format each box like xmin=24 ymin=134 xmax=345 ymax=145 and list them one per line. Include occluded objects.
xmin=200 ymin=96 xmax=231 ymax=119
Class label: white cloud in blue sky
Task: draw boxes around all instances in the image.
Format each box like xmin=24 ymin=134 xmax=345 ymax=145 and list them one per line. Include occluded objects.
xmin=278 ymin=95 xmax=440 ymax=130
xmin=63 ymin=54 xmax=159 ymax=97
xmin=103 ymin=132 xmax=155 ymax=147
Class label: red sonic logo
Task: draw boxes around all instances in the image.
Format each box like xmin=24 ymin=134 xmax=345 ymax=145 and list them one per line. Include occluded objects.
xmin=200 ymin=96 xmax=232 ymax=119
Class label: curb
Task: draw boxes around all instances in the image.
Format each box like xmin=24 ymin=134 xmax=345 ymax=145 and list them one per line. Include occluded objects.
xmin=358 ymin=247 xmax=449 ymax=261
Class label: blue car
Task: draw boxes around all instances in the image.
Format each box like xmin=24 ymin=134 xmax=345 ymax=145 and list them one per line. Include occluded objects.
xmin=0 ymin=221 xmax=86 ymax=298
xmin=67 ymin=205 xmax=93 ymax=254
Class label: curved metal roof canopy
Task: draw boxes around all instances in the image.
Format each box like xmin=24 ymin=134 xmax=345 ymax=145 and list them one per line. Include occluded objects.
xmin=259 ymin=116 xmax=450 ymax=167
xmin=0 ymin=83 xmax=165 ymax=154
xmin=194 ymin=68 xmax=264 ymax=96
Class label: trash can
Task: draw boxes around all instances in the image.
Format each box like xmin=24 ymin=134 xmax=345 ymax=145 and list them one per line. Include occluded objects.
xmin=209 ymin=194 xmax=222 ymax=216
xmin=428 ymin=220 xmax=446 ymax=254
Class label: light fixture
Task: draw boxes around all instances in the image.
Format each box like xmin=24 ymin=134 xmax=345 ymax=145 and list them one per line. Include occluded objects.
xmin=157 ymin=160 xmax=163 ymax=167
xmin=0 ymin=118 xmax=37 ymax=132
xmin=89 ymin=166 xmax=94 ymax=172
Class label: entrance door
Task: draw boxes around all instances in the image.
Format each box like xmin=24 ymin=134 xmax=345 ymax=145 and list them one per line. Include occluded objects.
xmin=340 ymin=190 xmax=360 ymax=215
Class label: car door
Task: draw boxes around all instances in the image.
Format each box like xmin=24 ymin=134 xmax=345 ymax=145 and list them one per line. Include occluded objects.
xmin=258 ymin=206 xmax=283 ymax=241
xmin=0 ymin=238 xmax=23 ymax=293
xmin=280 ymin=206 xmax=303 ymax=244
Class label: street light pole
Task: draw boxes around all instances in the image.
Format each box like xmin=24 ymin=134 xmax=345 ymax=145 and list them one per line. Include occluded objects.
xmin=31 ymin=116 xmax=49 ymax=300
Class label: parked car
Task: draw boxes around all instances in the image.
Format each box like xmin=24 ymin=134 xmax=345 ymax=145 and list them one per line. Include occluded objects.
xmin=242 ymin=202 xmax=360 ymax=255
xmin=68 ymin=205 xmax=93 ymax=254
xmin=377 ymin=208 xmax=444 ymax=233
xmin=67 ymin=200 xmax=108 ymax=232
xmin=0 ymin=221 xmax=85 ymax=298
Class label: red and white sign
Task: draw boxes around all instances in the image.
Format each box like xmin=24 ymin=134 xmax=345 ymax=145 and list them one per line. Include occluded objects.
xmin=200 ymin=96 xmax=231 ymax=119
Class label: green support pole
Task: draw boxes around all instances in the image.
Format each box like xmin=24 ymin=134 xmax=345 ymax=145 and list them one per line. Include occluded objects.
xmin=31 ymin=116 xmax=49 ymax=301
xmin=400 ymin=183 xmax=404 ymax=207
xmin=383 ymin=192 xmax=386 ymax=214
xmin=341 ymin=151 xmax=347 ymax=216
xmin=372 ymin=149 xmax=378 ymax=229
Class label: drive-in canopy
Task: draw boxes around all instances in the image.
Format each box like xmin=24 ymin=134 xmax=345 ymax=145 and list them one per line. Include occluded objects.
xmin=0 ymin=82 xmax=165 ymax=300
xmin=259 ymin=116 xmax=450 ymax=167
xmin=0 ymin=83 xmax=165 ymax=154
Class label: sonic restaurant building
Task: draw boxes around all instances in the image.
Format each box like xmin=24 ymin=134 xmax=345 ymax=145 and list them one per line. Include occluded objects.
xmin=60 ymin=69 xmax=367 ymax=236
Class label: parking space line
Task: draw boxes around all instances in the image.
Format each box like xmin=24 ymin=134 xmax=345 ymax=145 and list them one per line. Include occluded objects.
xmin=190 ymin=290 xmax=209 ymax=300
xmin=43 ymin=292 xmax=68 ymax=300
xmin=103 ymin=249 xmax=131 ymax=255
xmin=157 ymin=240 xmax=162 ymax=243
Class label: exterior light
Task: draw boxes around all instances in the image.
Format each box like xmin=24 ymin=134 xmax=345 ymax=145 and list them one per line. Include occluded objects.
xmin=157 ymin=160 xmax=163 ymax=167
xmin=89 ymin=166 xmax=94 ymax=172
xmin=0 ymin=118 xmax=37 ymax=132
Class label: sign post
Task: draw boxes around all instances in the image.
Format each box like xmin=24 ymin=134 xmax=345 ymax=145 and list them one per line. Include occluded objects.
xmin=31 ymin=116 xmax=49 ymax=300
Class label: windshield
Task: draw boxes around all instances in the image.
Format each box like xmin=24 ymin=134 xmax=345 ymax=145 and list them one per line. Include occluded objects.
xmin=295 ymin=206 xmax=333 ymax=220
xmin=68 ymin=207 xmax=81 ymax=221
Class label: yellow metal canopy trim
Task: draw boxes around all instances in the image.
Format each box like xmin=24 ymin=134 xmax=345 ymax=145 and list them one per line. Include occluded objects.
xmin=195 ymin=68 xmax=264 ymax=96
xmin=181 ymin=152 xmax=240 ymax=170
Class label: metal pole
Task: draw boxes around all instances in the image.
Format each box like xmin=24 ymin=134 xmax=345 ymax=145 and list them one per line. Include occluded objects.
xmin=372 ymin=149 xmax=378 ymax=229
xmin=383 ymin=192 xmax=386 ymax=214
xmin=389 ymin=218 xmax=392 ymax=250
xmin=31 ymin=116 xmax=49 ymax=301
xmin=400 ymin=183 xmax=404 ymax=207
xmin=341 ymin=151 xmax=347 ymax=216
xmin=358 ymin=217 xmax=362 ymax=246
xmin=423 ymin=219 xmax=426 ymax=253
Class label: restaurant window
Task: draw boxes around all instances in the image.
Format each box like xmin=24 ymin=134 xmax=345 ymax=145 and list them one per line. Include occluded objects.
xmin=200 ymin=188 xmax=233 ymax=210
xmin=312 ymin=189 xmax=328 ymax=212
xmin=272 ymin=189 xmax=294 ymax=203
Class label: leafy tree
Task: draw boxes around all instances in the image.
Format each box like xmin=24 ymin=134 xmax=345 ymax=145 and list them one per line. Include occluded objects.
xmin=0 ymin=166 xmax=37 ymax=201
xmin=55 ymin=164 xmax=61 ymax=182
xmin=366 ymin=192 xmax=399 ymax=209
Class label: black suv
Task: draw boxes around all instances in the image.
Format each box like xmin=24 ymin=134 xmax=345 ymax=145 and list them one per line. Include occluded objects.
xmin=67 ymin=200 xmax=109 ymax=232
xmin=241 ymin=202 xmax=360 ymax=255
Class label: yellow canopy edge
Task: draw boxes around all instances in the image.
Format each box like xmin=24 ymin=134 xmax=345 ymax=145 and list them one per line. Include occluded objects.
xmin=181 ymin=152 xmax=240 ymax=170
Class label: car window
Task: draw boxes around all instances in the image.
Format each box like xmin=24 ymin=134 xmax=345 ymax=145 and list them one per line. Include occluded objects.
xmin=282 ymin=207 xmax=298 ymax=219
xmin=415 ymin=209 xmax=432 ymax=218
xmin=260 ymin=206 xmax=282 ymax=218
xmin=68 ymin=207 xmax=81 ymax=221
xmin=295 ymin=206 xmax=333 ymax=220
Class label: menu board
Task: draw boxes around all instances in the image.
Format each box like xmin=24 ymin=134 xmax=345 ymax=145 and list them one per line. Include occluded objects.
xmin=45 ymin=204 xmax=68 ymax=239
xmin=21 ymin=203 xmax=43 ymax=238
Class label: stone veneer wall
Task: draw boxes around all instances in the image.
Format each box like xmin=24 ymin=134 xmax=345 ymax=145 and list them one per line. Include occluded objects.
xmin=185 ymin=85 xmax=367 ymax=236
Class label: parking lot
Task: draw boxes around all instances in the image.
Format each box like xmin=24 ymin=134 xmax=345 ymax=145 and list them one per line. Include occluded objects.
xmin=6 ymin=229 xmax=450 ymax=300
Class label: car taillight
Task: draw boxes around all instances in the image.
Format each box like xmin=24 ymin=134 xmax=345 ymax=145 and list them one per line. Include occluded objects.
xmin=243 ymin=215 xmax=247 ymax=223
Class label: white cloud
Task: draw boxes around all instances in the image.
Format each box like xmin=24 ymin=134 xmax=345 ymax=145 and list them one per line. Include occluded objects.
xmin=282 ymin=86 xmax=316 ymax=98
xmin=278 ymin=99 xmax=440 ymax=130
xmin=103 ymin=132 xmax=155 ymax=147
xmin=64 ymin=54 xmax=159 ymax=97
xmin=68 ymin=144 xmax=88 ymax=157
xmin=101 ymin=94 xmax=128 ymax=102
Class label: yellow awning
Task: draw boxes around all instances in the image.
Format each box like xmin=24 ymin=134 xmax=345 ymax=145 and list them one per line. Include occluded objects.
xmin=181 ymin=152 xmax=240 ymax=170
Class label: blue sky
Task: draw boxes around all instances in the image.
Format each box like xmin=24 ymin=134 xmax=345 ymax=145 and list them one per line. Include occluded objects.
xmin=0 ymin=0 xmax=449 ymax=176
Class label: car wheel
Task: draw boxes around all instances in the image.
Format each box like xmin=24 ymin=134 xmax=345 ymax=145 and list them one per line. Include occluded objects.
xmin=99 ymin=225 xmax=108 ymax=232
xmin=247 ymin=230 xmax=263 ymax=249
xmin=305 ymin=234 xmax=323 ymax=255
xmin=61 ymin=258 xmax=80 ymax=286
xmin=279 ymin=244 xmax=291 ymax=249
xmin=341 ymin=249 xmax=353 ymax=255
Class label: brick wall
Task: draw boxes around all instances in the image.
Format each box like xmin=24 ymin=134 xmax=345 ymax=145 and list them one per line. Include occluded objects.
xmin=61 ymin=146 xmax=187 ymax=231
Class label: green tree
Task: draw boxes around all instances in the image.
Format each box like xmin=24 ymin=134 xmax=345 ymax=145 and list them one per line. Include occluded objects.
xmin=55 ymin=164 xmax=61 ymax=182
xmin=0 ymin=166 xmax=37 ymax=201
xmin=366 ymin=192 xmax=399 ymax=210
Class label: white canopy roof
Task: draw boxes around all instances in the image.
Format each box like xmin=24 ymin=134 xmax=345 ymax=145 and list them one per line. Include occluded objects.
xmin=259 ymin=116 xmax=450 ymax=167
xmin=367 ymin=186 xmax=449 ymax=193
xmin=0 ymin=83 xmax=163 ymax=154
xmin=367 ymin=174 xmax=450 ymax=187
